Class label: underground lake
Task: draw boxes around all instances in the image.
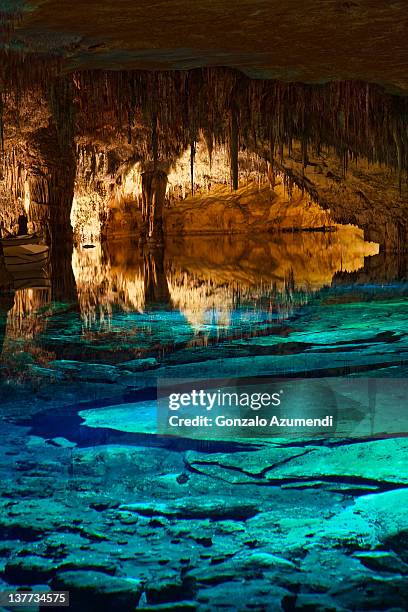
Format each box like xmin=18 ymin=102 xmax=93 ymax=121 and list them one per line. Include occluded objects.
xmin=0 ymin=3 xmax=408 ymax=610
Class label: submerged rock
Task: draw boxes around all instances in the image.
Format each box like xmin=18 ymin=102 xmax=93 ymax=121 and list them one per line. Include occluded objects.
xmin=185 ymin=438 xmax=408 ymax=487
xmin=196 ymin=579 xmax=290 ymax=610
xmin=120 ymin=498 xmax=259 ymax=521
xmin=145 ymin=576 xmax=197 ymax=604
xmin=46 ymin=437 xmax=77 ymax=449
xmin=353 ymin=551 xmax=408 ymax=574
xmin=239 ymin=552 xmax=296 ymax=570
xmin=185 ymin=446 xmax=315 ymax=484
xmin=118 ymin=357 xmax=159 ymax=371
xmin=139 ymin=603 xmax=197 ymax=611
xmin=329 ymin=574 xmax=408 ymax=611
xmin=347 ymin=488 xmax=408 ymax=545
xmin=51 ymin=570 xmax=142 ymax=611
xmin=49 ymin=360 xmax=121 ymax=383
xmin=4 ymin=556 xmax=56 ymax=584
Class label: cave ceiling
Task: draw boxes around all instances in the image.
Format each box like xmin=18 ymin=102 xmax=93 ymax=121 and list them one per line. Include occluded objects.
xmin=4 ymin=0 xmax=408 ymax=94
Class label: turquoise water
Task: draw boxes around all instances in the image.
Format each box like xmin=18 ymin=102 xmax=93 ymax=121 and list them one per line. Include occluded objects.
xmin=1 ymin=235 xmax=408 ymax=610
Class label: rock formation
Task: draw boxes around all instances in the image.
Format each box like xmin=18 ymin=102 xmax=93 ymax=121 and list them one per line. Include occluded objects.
xmin=0 ymin=67 xmax=406 ymax=251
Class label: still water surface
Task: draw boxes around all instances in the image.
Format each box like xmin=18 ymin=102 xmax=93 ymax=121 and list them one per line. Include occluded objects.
xmin=2 ymin=230 xmax=407 ymax=419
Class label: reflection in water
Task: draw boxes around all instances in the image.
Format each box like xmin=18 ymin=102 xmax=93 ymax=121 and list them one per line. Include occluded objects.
xmin=49 ymin=242 xmax=78 ymax=304
xmin=2 ymin=227 xmax=408 ymax=389
xmin=71 ymin=243 xmax=145 ymax=328
xmin=165 ymin=229 xmax=378 ymax=330
xmin=144 ymin=249 xmax=171 ymax=308
xmin=6 ymin=289 xmax=51 ymax=339
xmin=71 ymin=227 xmax=378 ymax=332
xmin=2 ymin=227 xmax=379 ymax=340
xmin=0 ymin=292 xmax=14 ymax=356
xmin=1 ymin=288 xmax=54 ymax=383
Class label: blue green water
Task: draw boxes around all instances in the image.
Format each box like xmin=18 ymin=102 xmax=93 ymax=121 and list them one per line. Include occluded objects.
xmin=1 ymin=235 xmax=408 ymax=610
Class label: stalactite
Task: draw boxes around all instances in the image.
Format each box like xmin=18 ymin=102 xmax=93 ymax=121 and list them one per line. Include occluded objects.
xmin=229 ymin=104 xmax=239 ymax=190
xmin=141 ymin=170 xmax=168 ymax=245
xmin=0 ymin=58 xmax=407 ymax=249
xmin=65 ymin=68 xmax=408 ymax=179
xmin=190 ymin=139 xmax=195 ymax=196
xmin=203 ymin=129 xmax=214 ymax=171
xmin=152 ymin=111 xmax=158 ymax=169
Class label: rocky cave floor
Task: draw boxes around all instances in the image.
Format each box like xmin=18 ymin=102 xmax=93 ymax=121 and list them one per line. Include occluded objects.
xmin=1 ymin=284 xmax=408 ymax=610
xmin=1 ymin=419 xmax=408 ymax=611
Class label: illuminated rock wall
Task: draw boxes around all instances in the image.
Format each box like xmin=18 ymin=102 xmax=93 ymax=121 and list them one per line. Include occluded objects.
xmin=0 ymin=69 xmax=406 ymax=250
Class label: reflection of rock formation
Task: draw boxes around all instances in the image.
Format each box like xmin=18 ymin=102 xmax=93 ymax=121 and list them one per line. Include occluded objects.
xmin=0 ymin=294 xmax=14 ymax=357
xmin=0 ymin=258 xmax=14 ymax=356
xmin=72 ymin=229 xmax=378 ymax=332
xmin=0 ymin=287 xmax=54 ymax=385
xmin=0 ymin=246 xmax=52 ymax=347
xmin=5 ymin=288 xmax=51 ymax=340
xmin=165 ymin=231 xmax=378 ymax=330
xmin=333 ymin=252 xmax=408 ymax=286
xmin=72 ymin=243 xmax=145 ymax=328
xmin=165 ymin=229 xmax=378 ymax=290
xmin=1 ymin=229 xmax=382 ymax=362
xmin=143 ymin=248 xmax=171 ymax=308
xmin=72 ymin=243 xmax=172 ymax=326
xmin=49 ymin=242 xmax=77 ymax=303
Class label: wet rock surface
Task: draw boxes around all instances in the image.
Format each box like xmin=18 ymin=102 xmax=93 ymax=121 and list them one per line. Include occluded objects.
xmin=1 ymin=418 xmax=408 ymax=610
xmin=52 ymin=570 xmax=143 ymax=611
xmin=1 ymin=248 xmax=408 ymax=609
